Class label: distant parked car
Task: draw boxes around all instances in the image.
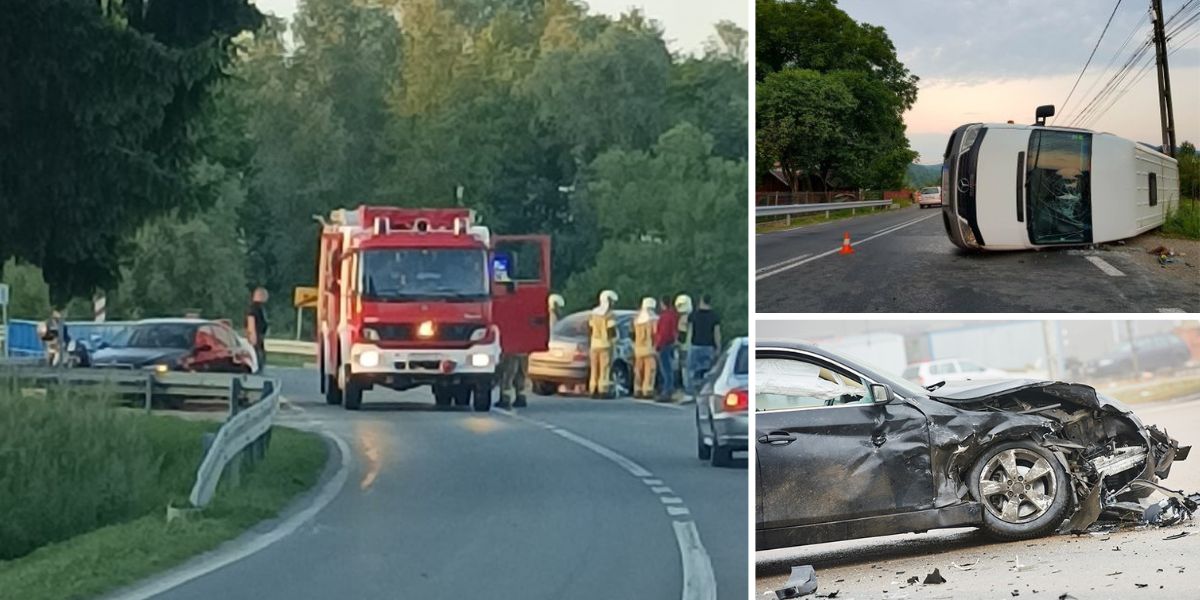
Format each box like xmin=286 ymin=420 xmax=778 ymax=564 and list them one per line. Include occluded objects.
xmin=1087 ymin=334 xmax=1192 ymax=378
xmin=903 ymin=358 xmax=1009 ymax=388
xmin=91 ymin=318 xmax=254 ymax=373
xmin=695 ymin=337 xmax=748 ymax=467
xmin=528 ymin=310 xmax=636 ymax=396
xmin=917 ymin=186 xmax=942 ymax=208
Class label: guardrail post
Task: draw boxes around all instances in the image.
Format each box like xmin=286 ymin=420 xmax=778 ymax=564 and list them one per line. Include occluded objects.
xmin=144 ymin=374 xmax=153 ymax=413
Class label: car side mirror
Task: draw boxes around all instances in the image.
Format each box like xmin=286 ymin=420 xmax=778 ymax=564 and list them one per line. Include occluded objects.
xmin=869 ymin=383 xmax=895 ymax=403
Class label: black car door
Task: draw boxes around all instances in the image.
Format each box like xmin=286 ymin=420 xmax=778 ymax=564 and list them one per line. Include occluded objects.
xmin=756 ymin=349 xmax=935 ymax=531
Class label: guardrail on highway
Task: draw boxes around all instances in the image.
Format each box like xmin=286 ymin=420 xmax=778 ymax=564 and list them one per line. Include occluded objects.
xmin=190 ymin=377 xmax=281 ymax=508
xmin=755 ymin=199 xmax=894 ymax=218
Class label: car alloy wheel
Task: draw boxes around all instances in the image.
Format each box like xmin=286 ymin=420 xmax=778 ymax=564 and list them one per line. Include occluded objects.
xmin=978 ymin=448 xmax=1057 ymax=524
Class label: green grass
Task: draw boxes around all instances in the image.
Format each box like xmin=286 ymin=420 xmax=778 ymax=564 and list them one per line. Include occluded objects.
xmin=265 ymin=352 xmax=313 ymax=368
xmin=1161 ymin=198 xmax=1200 ymax=239
xmin=0 ymin=388 xmax=326 ymax=600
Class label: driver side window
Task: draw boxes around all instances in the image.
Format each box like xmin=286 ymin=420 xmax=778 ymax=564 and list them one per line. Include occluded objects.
xmin=756 ymin=356 xmax=872 ymax=411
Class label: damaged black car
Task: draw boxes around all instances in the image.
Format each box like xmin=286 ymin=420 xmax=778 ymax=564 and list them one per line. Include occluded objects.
xmin=755 ymin=341 xmax=1191 ymax=551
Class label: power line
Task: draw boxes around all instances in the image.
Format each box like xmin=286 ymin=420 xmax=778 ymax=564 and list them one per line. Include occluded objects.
xmin=1054 ymin=0 xmax=1126 ymax=125
xmin=1059 ymin=10 xmax=1150 ymax=124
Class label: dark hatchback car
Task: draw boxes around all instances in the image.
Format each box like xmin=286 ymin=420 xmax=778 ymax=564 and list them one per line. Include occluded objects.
xmin=91 ymin=318 xmax=253 ymax=373
xmin=755 ymin=341 xmax=1189 ymax=551
xmin=1086 ymin=333 xmax=1192 ymax=378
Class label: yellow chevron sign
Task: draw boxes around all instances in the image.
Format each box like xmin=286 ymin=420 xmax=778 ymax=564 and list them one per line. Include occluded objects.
xmin=293 ymin=286 xmax=318 ymax=309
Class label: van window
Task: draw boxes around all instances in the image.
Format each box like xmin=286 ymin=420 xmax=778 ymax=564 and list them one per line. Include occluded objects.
xmin=1149 ymin=172 xmax=1157 ymax=207
xmin=1026 ymin=130 xmax=1092 ymax=245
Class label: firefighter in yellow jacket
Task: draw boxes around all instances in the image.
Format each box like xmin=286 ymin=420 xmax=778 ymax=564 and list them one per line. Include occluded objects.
xmin=548 ymin=293 xmax=564 ymax=330
xmin=588 ymin=290 xmax=619 ymax=398
xmin=633 ymin=297 xmax=658 ymax=399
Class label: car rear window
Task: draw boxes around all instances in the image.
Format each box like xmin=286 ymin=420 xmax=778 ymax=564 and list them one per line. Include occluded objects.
xmin=921 ymin=187 xmax=940 ymax=194
xmin=734 ymin=344 xmax=748 ymax=375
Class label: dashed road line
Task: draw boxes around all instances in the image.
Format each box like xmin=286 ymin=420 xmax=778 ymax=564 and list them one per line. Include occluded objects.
xmin=497 ymin=409 xmax=716 ymax=600
xmin=1085 ymin=255 xmax=1126 ymax=277
xmin=755 ymin=212 xmax=938 ymax=281
xmin=630 ymin=398 xmax=687 ymax=411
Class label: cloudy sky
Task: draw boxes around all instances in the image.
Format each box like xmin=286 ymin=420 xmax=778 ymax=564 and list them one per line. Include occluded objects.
xmin=251 ymin=0 xmax=748 ymax=55
xmin=838 ymin=0 xmax=1200 ymax=163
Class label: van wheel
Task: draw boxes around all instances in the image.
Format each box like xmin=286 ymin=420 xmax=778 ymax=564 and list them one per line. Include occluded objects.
xmin=324 ymin=375 xmax=342 ymax=405
xmin=611 ymin=361 xmax=632 ymax=398
xmin=969 ymin=441 xmax=1071 ymax=541
xmin=472 ymin=380 xmax=493 ymax=412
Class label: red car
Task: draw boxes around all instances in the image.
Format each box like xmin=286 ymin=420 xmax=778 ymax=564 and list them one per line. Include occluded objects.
xmin=90 ymin=318 xmax=255 ymax=373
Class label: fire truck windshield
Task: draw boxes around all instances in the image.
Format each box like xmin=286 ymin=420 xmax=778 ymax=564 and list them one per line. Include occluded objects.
xmin=360 ymin=248 xmax=488 ymax=301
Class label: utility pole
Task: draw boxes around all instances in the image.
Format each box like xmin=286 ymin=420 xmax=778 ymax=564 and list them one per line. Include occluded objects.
xmin=1151 ymin=0 xmax=1177 ymax=156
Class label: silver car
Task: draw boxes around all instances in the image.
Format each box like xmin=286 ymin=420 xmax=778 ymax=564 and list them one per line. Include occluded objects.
xmin=528 ymin=310 xmax=636 ymax=396
xmin=695 ymin=337 xmax=748 ymax=467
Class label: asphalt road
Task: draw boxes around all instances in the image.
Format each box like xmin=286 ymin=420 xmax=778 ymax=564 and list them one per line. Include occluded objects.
xmin=141 ymin=367 xmax=747 ymax=600
xmin=756 ymin=206 xmax=1199 ymax=313
xmin=754 ymin=395 xmax=1200 ymax=600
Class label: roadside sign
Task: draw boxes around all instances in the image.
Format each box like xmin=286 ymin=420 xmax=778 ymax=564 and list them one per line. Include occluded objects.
xmin=0 ymin=283 xmax=8 ymax=357
xmin=0 ymin=283 xmax=9 ymax=306
xmin=293 ymin=286 xmax=318 ymax=309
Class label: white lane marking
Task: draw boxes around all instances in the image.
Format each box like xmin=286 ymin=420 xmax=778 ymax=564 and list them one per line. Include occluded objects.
xmin=1157 ymin=308 xmax=1184 ymax=313
xmin=630 ymin=398 xmax=687 ymax=411
xmin=873 ymin=215 xmax=927 ymax=235
xmin=498 ymin=410 xmax=716 ymax=600
xmin=674 ymin=521 xmax=717 ymax=600
xmin=115 ymin=429 xmax=351 ymax=600
xmin=754 ymin=253 xmax=812 ymax=274
xmin=756 ymin=212 xmax=938 ymax=281
xmin=1085 ymin=256 xmax=1126 ymax=277
xmin=651 ymin=486 xmax=673 ymax=494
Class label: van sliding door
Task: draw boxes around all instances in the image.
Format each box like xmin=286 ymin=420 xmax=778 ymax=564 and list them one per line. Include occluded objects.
xmin=1025 ymin=130 xmax=1093 ymax=245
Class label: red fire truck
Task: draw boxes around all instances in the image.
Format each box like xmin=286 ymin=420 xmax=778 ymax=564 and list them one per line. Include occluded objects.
xmin=317 ymin=206 xmax=550 ymax=411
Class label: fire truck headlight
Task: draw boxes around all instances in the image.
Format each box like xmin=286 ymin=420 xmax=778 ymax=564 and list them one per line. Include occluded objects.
xmin=417 ymin=321 xmax=436 ymax=339
xmin=469 ymin=353 xmax=491 ymax=368
xmin=358 ymin=351 xmax=380 ymax=368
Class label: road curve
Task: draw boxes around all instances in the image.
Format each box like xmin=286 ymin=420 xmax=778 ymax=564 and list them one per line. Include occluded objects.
xmin=139 ymin=367 xmax=746 ymax=600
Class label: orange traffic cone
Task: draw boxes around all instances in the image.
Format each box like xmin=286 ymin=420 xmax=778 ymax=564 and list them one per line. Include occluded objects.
xmin=839 ymin=231 xmax=855 ymax=255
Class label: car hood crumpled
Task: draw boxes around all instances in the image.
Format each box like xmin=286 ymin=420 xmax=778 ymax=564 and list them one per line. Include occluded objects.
xmin=930 ymin=379 xmax=1135 ymax=415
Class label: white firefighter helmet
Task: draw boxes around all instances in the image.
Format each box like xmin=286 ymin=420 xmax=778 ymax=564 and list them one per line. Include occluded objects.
xmin=637 ymin=297 xmax=657 ymax=324
xmin=594 ymin=289 xmax=618 ymax=314
xmin=674 ymin=294 xmax=693 ymax=314
xmin=548 ymin=293 xmax=565 ymax=310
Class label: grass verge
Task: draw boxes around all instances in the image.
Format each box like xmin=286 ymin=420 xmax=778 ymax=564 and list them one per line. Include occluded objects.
xmin=0 ymin=400 xmax=326 ymax=600
xmin=1102 ymin=375 xmax=1200 ymax=405
xmin=1161 ymin=198 xmax=1200 ymax=240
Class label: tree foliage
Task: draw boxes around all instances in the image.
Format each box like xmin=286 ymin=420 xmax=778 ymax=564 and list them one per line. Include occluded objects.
xmin=755 ymin=0 xmax=917 ymax=191
xmin=0 ymin=0 xmax=261 ymax=305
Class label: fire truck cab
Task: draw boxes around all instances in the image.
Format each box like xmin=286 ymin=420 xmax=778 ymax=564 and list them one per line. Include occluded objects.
xmin=317 ymin=206 xmax=550 ymax=411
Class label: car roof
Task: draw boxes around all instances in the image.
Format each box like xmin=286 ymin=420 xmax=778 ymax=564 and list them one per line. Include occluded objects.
xmin=134 ymin=318 xmax=212 ymax=325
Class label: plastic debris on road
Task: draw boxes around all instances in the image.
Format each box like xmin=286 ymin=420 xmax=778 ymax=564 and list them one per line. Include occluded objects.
xmin=922 ymin=568 xmax=946 ymax=584
xmin=775 ymin=565 xmax=818 ymax=599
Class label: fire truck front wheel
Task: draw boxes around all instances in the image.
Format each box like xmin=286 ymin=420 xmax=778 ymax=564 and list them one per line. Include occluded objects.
xmin=324 ymin=375 xmax=342 ymax=405
xmin=433 ymin=385 xmax=453 ymax=409
xmin=343 ymin=370 xmax=364 ymax=411
xmin=472 ymin=379 xmax=493 ymax=412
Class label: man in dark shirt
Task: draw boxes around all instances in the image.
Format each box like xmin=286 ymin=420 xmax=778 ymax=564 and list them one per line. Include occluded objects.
xmin=685 ymin=294 xmax=721 ymax=396
xmin=245 ymin=287 xmax=269 ymax=373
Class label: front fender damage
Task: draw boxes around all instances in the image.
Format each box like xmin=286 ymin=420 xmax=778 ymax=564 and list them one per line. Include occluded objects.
xmin=920 ymin=381 xmax=1190 ymax=531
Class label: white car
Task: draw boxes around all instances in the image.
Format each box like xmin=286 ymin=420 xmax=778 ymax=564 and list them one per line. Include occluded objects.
xmin=902 ymin=358 xmax=1008 ymax=388
xmin=917 ymin=186 xmax=941 ymax=208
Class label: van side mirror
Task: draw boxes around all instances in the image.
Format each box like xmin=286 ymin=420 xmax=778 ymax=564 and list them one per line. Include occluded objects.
xmin=1034 ymin=104 xmax=1055 ymax=126
xmin=869 ymin=383 xmax=894 ymax=403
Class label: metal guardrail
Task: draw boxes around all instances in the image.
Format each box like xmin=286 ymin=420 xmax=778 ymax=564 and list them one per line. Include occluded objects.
xmin=265 ymin=339 xmax=317 ymax=356
xmin=190 ymin=377 xmax=280 ymax=507
xmin=755 ymin=199 xmax=894 ymax=218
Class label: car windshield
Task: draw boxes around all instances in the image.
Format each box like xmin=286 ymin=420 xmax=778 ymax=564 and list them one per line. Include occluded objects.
xmin=921 ymin=187 xmax=939 ymax=194
xmin=112 ymin=324 xmax=196 ymax=349
xmin=360 ymin=248 xmax=487 ymax=300
xmin=553 ymin=312 xmax=590 ymax=339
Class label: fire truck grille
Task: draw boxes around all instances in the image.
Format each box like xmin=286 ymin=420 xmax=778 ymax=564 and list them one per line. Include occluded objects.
xmin=373 ymin=323 xmax=480 ymax=342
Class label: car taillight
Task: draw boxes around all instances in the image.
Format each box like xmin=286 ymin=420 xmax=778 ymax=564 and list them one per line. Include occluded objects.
xmin=721 ymin=389 xmax=748 ymax=412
